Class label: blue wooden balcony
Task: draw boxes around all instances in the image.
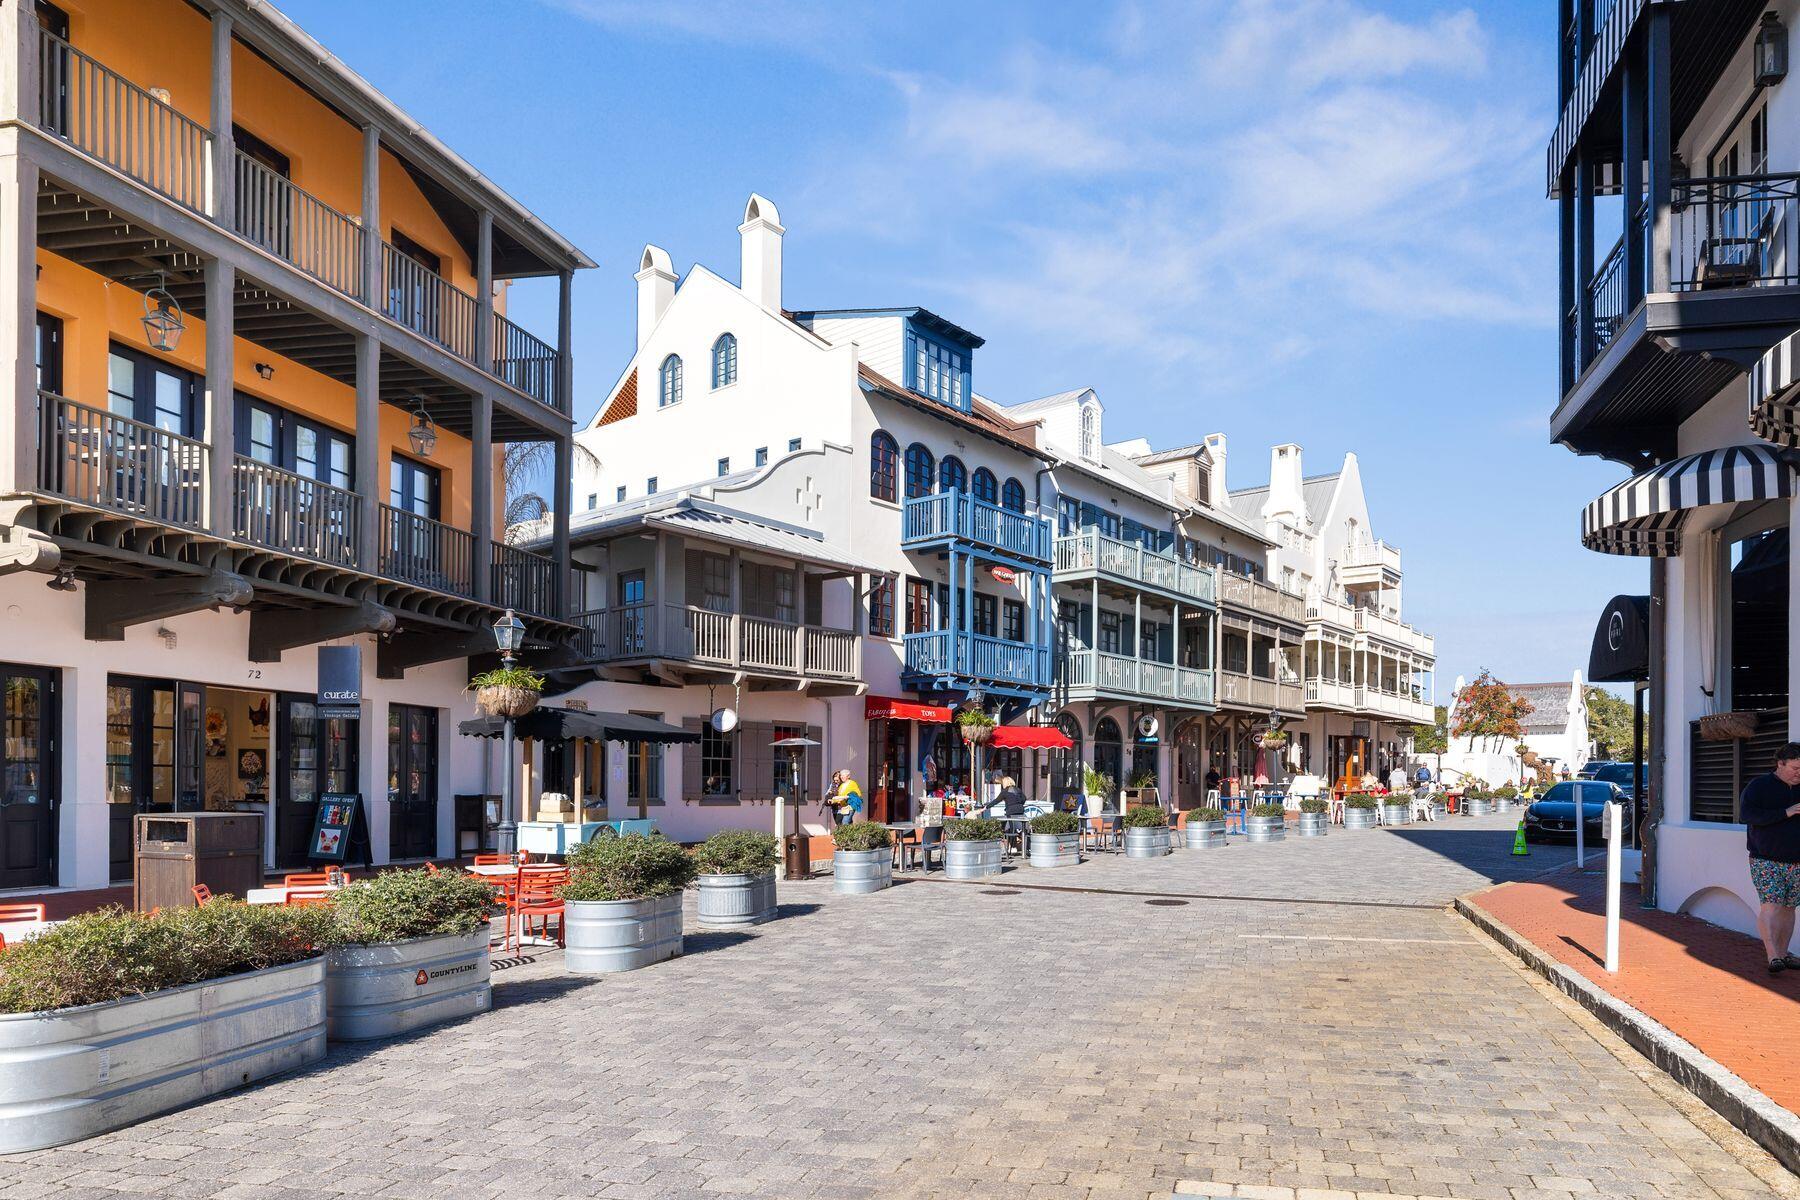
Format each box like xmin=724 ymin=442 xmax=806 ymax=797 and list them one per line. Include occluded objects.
xmin=902 ymin=629 xmax=1052 ymax=696
xmin=901 ymin=492 xmax=1053 ymax=566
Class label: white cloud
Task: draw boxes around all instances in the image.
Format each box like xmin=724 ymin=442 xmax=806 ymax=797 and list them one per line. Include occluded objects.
xmin=543 ymin=0 xmax=845 ymax=52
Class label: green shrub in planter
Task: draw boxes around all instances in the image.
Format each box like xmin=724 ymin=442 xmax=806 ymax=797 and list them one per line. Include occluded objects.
xmin=1344 ymin=794 xmax=1379 ymax=810
xmin=1298 ymin=798 xmax=1329 ymax=814
xmin=1495 ymin=784 xmax=1518 ymax=800
xmin=330 ymin=869 xmax=494 ymax=945
xmin=692 ymin=830 xmax=780 ymax=876
xmin=561 ymin=833 xmax=697 ymax=903
xmin=832 ymin=822 xmax=892 ymax=851
xmin=1192 ymin=806 xmax=1226 ymax=822
xmin=1249 ymin=803 xmax=1286 ymax=818
xmin=1029 ymin=811 xmax=1080 ymax=835
xmin=1123 ymin=805 xmax=1167 ymax=828
xmin=0 ymin=901 xmax=336 ymax=1015
xmin=945 ymin=817 xmax=1004 ymax=841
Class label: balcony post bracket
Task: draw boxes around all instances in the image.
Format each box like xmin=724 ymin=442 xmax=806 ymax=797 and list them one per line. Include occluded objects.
xmin=249 ymin=598 xmax=394 ymax=663
xmin=86 ymin=568 xmax=252 ymax=642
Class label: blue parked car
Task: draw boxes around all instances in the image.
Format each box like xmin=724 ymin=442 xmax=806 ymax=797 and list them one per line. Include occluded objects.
xmin=1523 ymin=780 xmax=1632 ymax=844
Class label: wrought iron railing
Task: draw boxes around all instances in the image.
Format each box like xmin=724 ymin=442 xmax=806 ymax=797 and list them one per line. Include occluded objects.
xmin=490 ymin=540 xmax=560 ymax=618
xmin=378 ymin=503 xmax=474 ymax=597
xmin=37 ymin=28 xmax=212 ymax=212
xmin=235 ymin=152 xmax=367 ymax=301
xmin=232 ymin=456 xmax=360 ymax=567
xmin=1671 ymin=174 xmax=1800 ymax=292
xmin=38 ymin=391 xmax=207 ymax=528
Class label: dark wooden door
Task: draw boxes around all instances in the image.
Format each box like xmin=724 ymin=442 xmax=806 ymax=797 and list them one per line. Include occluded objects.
xmin=387 ymin=705 xmax=437 ymax=861
xmin=0 ymin=667 xmax=58 ymax=890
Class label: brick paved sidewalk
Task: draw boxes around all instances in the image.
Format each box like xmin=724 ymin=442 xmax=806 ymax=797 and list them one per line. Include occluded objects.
xmin=1465 ymin=867 xmax=1800 ymax=1116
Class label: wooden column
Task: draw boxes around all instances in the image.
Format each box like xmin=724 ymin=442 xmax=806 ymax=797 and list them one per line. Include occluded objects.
xmin=1621 ymin=51 xmax=1645 ymax=310
xmin=205 ymin=259 xmax=235 ymax=535
xmin=210 ymin=10 xmax=234 ymax=224
xmin=361 ymin=125 xmax=381 ymax=305
xmin=556 ymin=268 xmax=574 ymax=416
xmin=475 ymin=211 xmax=494 ymax=372
xmin=354 ymin=334 xmax=380 ymax=571
xmin=1575 ymin=146 xmax=1594 ymax=367
xmin=553 ymin=435 xmax=572 ymax=617
xmin=0 ymin=146 xmax=38 ymax=496
xmin=470 ymin=393 xmax=492 ymax=603
xmin=1646 ymin=7 xmax=1673 ymax=294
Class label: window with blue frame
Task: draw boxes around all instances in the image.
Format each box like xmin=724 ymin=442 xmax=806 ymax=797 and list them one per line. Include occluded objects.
xmin=1002 ymin=598 xmax=1025 ymax=642
xmin=1002 ymin=478 xmax=1026 ymax=513
xmin=973 ymin=593 xmax=997 ymax=638
xmin=659 ymin=354 xmax=682 ymax=407
xmin=972 ymin=468 xmax=998 ymax=505
xmin=1098 ymin=610 xmax=1121 ymax=654
xmin=870 ymin=431 xmax=899 ymax=501
xmin=907 ymin=326 xmax=970 ymax=410
xmin=1099 ymin=510 xmax=1121 ymax=539
xmin=1140 ymin=620 xmax=1163 ymax=660
xmin=904 ymin=443 xmax=934 ymax=499
xmin=711 ymin=333 xmax=737 ymax=388
xmin=1058 ymin=496 xmax=1081 ymax=535
xmin=938 ymin=455 xmax=966 ymax=494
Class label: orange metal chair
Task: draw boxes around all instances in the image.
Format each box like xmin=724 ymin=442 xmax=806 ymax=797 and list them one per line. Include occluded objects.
xmin=283 ymin=872 xmax=335 ymax=888
xmin=512 ymin=871 xmax=567 ymax=950
xmin=0 ymin=903 xmax=48 ymax=924
xmin=284 ymin=889 xmax=334 ymax=907
xmin=191 ymin=884 xmax=213 ymax=905
xmin=472 ymin=854 xmax=511 ymax=866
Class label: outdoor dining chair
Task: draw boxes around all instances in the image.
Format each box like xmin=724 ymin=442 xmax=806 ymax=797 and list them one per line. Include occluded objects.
xmin=283 ymin=871 xmax=336 ymax=889
xmin=472 ymin=854 xmax=513 ymax=867
xmin=283 ymin=890 xmax=334 ymax=907
xmin=903 ymin=824 xmax=945 ymax=872
xmin=513 ymin=871 xmax=567 ymax=950
xmin=191 ymin=884 xmax=212 ymax=905
xmin=0 ymin=903 xmax=47 ymax=924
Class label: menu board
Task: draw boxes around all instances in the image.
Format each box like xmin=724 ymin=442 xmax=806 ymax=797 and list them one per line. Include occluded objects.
xmin=309 ymin=793 xmax=360 ymax=862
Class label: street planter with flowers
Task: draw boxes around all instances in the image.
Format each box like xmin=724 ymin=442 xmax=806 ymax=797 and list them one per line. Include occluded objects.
xmin=1492 ymin=784 xmax=1519 ymax=814
xmin=323 ymin=868 xmax=496 ymax=1042
xmin=1462 ymin=785 xmax=1494 ymax=817
xmin=1027 ymin=811 xmax=1083 ymax=868
xmin=468 ymin=666 xmax=545 ymax=719
xmin=1245 ymin=802 xmax=1287 ymax=842
xmin=0 ymin=901 xmax=335 ymax=1153
xmin=832 ymin=822 xmax=893 ymax=893
xmin=1380 ymin=795 xmax=1412 ymax=826
xmin=692 ymin=830 xmax=780 ymax=926
xmin=944 ymin=818 xmax=1006 ymax=879
xmin=1184 ymin=806 xmax=1228 ymax=849
xmin=1123 ymin=804 xmax=1172 ymax=858
xmin=1297 ymin=797 xmax=1329 ymax=837
xmin=1343 ymin=794 xmax=1380 ymax=830
xmin=561 ymin=832 xmax=696 ymax=974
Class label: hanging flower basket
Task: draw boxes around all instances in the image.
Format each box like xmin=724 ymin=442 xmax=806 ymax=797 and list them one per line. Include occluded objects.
xmin=1258 ymin=731 xmax=1288 ymax=749
xmin=1698 ymin=711 xmax=1758 ymax=742
xmin=956 ymin=711 xmax=996 ymax=746
xmin=469 ymin=666 xmax=546 ymax=719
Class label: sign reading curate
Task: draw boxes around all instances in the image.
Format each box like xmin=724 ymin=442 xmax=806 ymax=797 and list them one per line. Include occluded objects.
xmin=317 ymin=645 xmax=362 ymax=720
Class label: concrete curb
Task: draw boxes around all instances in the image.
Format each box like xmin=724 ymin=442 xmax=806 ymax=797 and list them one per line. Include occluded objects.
xmin=1456 ymin=893 xmax=1800 ymax=1176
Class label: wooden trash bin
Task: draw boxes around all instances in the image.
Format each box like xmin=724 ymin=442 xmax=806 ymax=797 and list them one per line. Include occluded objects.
xmin=133 ymin=812 xmax=265 ymax=911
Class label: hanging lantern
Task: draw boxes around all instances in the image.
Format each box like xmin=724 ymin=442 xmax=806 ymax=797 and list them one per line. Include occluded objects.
xmin=407 ymin=399 xmax=438 ymax=458
xmin=139 ymin=275 xmax=186 ymax=352
xmin=1756 ymin=12 xmax=1789 ymax=87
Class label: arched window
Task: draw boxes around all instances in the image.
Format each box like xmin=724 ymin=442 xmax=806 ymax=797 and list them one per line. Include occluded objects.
xmin=1079 ymin=404 xmax=1099 ymax=461
xmin=938 ymin=455 xmax=966 ymax=494
xmin=659 ymin=354 xmax=683 ymax=407
xmin=1092 ymin=717 xmax=1123 ymax=794
xmin=972 ymin=467 xmax=998 ymax=505
xmin=1001 ymin=478 xmax=1026 ymax=513
xmin=711 ymin=333 xmax=737 ymax=388
xmin=869 ymin=431 xmax=898 ymax=501
xmin=904 ymin=443 xmax=934 ymax=499
xmin=1051 ymin=713 xmax=1084 ymax=808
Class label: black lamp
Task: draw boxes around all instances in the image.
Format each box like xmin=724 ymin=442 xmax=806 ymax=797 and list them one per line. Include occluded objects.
xmin=492 ymin=607 xmax=525 ymax=663
xmin=407 ymin=400 xmax=438 ymax=458
xmin=140 ymin=275 xmax=185 ymax=352
xmin=1757 ymin=12 xmax=1789 ymax=87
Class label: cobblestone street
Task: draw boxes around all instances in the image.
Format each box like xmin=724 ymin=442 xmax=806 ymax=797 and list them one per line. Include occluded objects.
xmin=2 ymin=817 xmax=1792 ymax=1200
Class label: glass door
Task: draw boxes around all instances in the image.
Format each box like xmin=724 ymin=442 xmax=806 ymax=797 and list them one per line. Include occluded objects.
xmin=387 ymin=705 xmax=437 ymax=861
xmin=0 ymin=667 xmax=58 ymax=890
xmin=175 ymin=682 xmax=204 ymax=812
xmin=277 ymin=695 xmax=320 ymax=868
xmin=105 ymin=677 xmax=175 ymax=881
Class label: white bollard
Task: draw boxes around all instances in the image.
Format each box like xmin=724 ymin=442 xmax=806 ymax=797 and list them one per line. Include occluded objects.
xmin=1604 ymin=800 xmax=1623 ymax=973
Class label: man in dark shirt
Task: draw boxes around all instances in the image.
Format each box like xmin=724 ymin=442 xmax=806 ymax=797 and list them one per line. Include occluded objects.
xmin=1741 ymin=742 xmax=1800 ymax=974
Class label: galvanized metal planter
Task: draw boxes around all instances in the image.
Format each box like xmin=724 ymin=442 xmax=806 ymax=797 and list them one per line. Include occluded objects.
xmin=1381 ymin=804 xmax=1411 ymax=826
xmin=1296 ymin=811 xmax=1329 ymax=838
xmin=1123 ymin=826 xmax=1172 ymax=858
xmin=1027 ymin=831 xmax=1082 ymax=868
xmin=944 ymin=838 xmax=1005 ymax=880
xmin=1464 ymin=797 xmax=1494 ymax=817
xmin=1492 ymin=797 xmax=1516 ymax=814
xmin=695 ymin=872 xmax=777 ymax=927
xmin=563 ymin=892 xmax=683 ymax=974
xmin=0 ymin=957 xmax=326 ymax=1154
xmin=833 ymin=848 xmax=892 ymax=893
xmin=1244 ymin=813 xmax=1286 ymax=842
xmin=1184 ymin=819 xmax=1227 ymax=849
xmin=1343 ymin=806 xmax=1379 ymax=830
xmin=325 ymin=930 xmax=490 ymax=1042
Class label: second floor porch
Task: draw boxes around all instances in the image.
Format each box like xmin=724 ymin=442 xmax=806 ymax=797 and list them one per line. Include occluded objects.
xmin=902 ymin=491 xmax=1053 ymax=567
xmin=574 ymin=601 xmax=861 ymax=692
xmin=1304 ymin=679 xmax=1434 ymax=726
xmin=1052 ymin=530 xmax=1215 ymax=606
xmin=902 ymin=628 xmax=1053 ymax=698
xmin=1057 ymin=648 xmax=1213 ymax=710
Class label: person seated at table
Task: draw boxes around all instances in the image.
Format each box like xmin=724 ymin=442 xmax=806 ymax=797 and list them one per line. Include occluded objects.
xmin=998 ymin=776 xmax=1026 ymax=820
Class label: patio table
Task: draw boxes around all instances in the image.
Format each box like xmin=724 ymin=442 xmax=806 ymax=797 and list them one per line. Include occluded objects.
xmin=0 ymin=919 xmax=53 ymax=943
xmin=245 ymin=885 xmax=341 ymax=905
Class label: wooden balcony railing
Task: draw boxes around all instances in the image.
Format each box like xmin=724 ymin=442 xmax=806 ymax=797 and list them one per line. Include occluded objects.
xmin=903 ymin=629 xmax=1048 ymax=689
xmin=493 ymin=313 xmax=563 ymax=413
xmin=1217 ymin=670 xmax=1301 ymax=712
xmin=234 ymin=152 xmax=368 ymax=301
xmin=37 ymin=391 xmax=207 ymax=528
xmin=1217 ymin=572 xmax=1304 ymax=623
xmin=378 ymin=504 xmax=474 ymax=598
xmin=382 ymin=243 xmax=478 ymax=363
xmin=1061 ymin=649 xmax=1212 ymax=706
xmin=38 ymin=28 xmax=212 ymax=212
xmin=902 ymin=492 xmax=1052 ymax=564
xmin=232 ymin=456 xmax=360 ymax=567
xmin=1054 ymin=532 xmax=1213 ymax=602
xmin=490 ymin=540 xmax=560 ymax=618
xmin=574 ymin=602 xmax=858 ymax=679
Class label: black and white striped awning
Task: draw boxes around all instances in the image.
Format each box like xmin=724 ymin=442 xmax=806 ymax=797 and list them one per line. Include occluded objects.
xmin=1581 ymin=444 xmax=1797 ymax=557
xmin=1750 ymin=329 xmax=1800 ymax=448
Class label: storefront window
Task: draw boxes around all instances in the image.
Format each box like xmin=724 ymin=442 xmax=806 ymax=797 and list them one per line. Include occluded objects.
xmin=1051 ymin=714 xmax=1083 ymax=805
xmin=1092 ymin=717 xmax=1123 ymax=792
xmin=1727 ymin=524 xmax=1789 ymax=711
xmin=868 ymin=718 xmax=911 ymax=823
xmin=700 ymin=724 xmax=734 ymax=795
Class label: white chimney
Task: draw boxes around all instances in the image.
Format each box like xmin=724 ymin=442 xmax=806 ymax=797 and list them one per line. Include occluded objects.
xmin=1262 ymin=442 xmax=1304 ymax=523
xmin=635 ymin=245 xmax=676 ymax=350
xmin=739 ymin=193 xmax=784 ymax=312
xmin=1203 ymin=433 xmax=1228 ymax=507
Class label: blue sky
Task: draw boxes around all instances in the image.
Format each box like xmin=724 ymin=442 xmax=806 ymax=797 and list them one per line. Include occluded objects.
xmin=282 ymin=0 xmax=1642 ymax=692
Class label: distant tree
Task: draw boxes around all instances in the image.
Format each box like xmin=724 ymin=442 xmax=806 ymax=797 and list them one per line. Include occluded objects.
xmin=1452 ymin=670 xmax=1533 ymax=753
xmin=1410 ymin=705 xmax=1449 ymax=756
xmin=502 ymin=440 xmax=599 ymax=543
xmin=1585 ymin=685 xmax=1640 ymax=761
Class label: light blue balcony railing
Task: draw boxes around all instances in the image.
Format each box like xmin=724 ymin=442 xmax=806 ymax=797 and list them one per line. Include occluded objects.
xmin=1059 ymin=648 xmax=1213 ymax=707
xmin=902 ymin=492 xmax=1053 ymax=564
xmin=1053 ymin=532 xmax=1215 ymax=604
xmin=903 ymin=629 xmax=1051 ymax=690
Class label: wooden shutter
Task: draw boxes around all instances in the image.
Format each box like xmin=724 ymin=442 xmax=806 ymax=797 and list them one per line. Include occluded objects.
xmin=738 ymin=723 xmax=770 ymax=804
xmin=806 ymin=724 xmax=825 ymax=803
xmin=682 ymin=718 xmax=704 ymax=801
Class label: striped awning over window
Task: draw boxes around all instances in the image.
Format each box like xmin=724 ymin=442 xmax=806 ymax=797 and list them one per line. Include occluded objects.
xmin=1750 ymin=329 xmax=1800 ymax=448
xmin=1580 ymin=444 xmax=1797 ymax=557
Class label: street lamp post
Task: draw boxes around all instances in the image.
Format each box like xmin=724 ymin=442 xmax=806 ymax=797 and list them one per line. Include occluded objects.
xmin=492 ymin=608 xmax=525 ymax=857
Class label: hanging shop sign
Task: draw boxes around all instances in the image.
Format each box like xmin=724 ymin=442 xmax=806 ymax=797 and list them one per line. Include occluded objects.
xmin=990 ymin=566 xmax=1017 ymax=584
xmin=317 ymin=646 xmax=362 ymax=720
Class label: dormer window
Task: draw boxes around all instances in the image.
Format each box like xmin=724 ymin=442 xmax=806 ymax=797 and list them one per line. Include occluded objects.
xmin=1079 ymin=404 xmax=1099 ymax=462
xmin=906 ymin=325 xmax=970 ymax=411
